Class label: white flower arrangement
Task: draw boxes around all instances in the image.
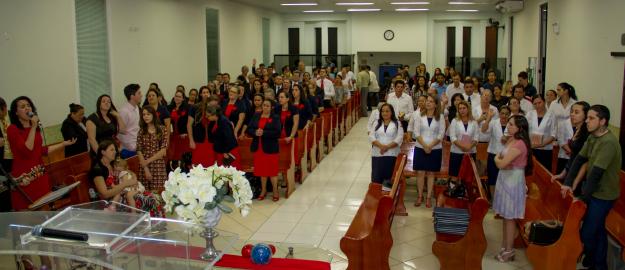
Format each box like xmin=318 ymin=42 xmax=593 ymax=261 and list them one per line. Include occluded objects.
xmin=161 ymin=164 xmax=253 ymax=225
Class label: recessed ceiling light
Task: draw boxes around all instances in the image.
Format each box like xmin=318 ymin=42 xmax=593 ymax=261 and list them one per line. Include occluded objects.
xmin=446 ymin=9 xmax=479 ymax=12
xmin=303 ymin=10 xmax=334 ymax=13
xmin=396 ymin=8 xmax=429 ymax=11
xmin=347 ymin=8 xmax=381 ymax=11
xmin=448 ymin=1 xmax=483 ymax=4
xmin=391 ymin=2 xmax=430 ymax=4
xmin=281 ymin=2 xmax=318 ymax=6
xmin=336 ymin=2 xmax=374 ymax=5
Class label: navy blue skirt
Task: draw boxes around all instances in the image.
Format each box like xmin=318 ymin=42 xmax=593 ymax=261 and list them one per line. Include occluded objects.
xmin=487 ymin=153 xmax=500 ymax=186
xmin=413 ymin=147 xmax=442 ymax=172
xmin=448 ymin=152 xmax=475 ymax=177
xmin=371 ymin=156 xmax=397 ymax=184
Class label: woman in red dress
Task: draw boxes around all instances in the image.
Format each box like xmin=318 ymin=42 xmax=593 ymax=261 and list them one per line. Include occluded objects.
xmin=7 ymin=96 xmax=76 ymax=210
xmin=246 ymin=100 xmax=282 ymax=201
xmin=221 ymin=86 xmax=247 ymax=137
xmin=168 ymin=89 xmax=190 ymax=161
xmin=187 ymin=88 xmax=219 ymax=166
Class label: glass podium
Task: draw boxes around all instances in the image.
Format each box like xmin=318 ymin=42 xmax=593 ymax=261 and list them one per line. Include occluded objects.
xmin=0 ymin=201 xmax=334 ymax=270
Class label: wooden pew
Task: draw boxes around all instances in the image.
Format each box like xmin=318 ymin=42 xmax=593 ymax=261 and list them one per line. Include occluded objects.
xmin=432 ymin=154 xmax=489 ymax=270
xmin=340 ymin=154 xmax=406 ymax=270
xmin=296 ymin=129 xmax=307 ymax=182
xmin=345 ymin=97 xmax=352 ymax=132
xmin=237 ymin=137 xmax=254 ymax=173
xmin=42 ymin=142 xmax=66 ymax=164
xmin=43 ymin=152 xmax=92 ymax=209
xmin=605 ymin=171 xmax=625 ymax=260
xmin=517 ymin=157 xmax=586 ymax=270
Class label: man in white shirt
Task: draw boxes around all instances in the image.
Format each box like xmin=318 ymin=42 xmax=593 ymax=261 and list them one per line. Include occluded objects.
xmin=513 ymin=84 xmax=534 ymax=113
xmin=316 ymin=69 xmax=335 ymax=108
xmin=462 ymin=79 xmax=481 ymax=109
xmin=386 ymin=80 xmax=414 ymax=131
xmin=445 ymin=74 xmax=464 ymax=100
xmin=118 ymin=84 xmax=142 ymax=158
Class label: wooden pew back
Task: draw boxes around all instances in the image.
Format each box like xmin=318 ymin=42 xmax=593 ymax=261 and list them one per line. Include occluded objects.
xmin=432 ymin=154 xmax=488 ymax=270
xmin=340 ymin=154 xmax=406 ymax=270
xmin=519 ymin=158 xmax=586 ymax=270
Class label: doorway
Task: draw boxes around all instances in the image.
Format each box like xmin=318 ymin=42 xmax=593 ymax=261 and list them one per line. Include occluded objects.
xmin=537 ymin=3 xmax=548 ymax=94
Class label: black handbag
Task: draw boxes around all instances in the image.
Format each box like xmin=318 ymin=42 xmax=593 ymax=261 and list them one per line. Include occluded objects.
xmin=222 ymin=153 xmax=236 ymax=167
xmin=525 ymin=220 xmax=563 ymax=246
xmin=446 ymin=181 xmax=467 ymax=199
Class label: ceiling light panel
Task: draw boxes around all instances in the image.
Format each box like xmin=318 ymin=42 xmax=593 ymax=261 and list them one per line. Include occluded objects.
xmin=347 ymin=8 xmax=381 ymax=11
xmin=281 ymin=2 xmax=318 ymax=5
xmin=303 ymin=10 xmax=335 ymax=12
xmin=396 ymin=8 xmax=429 ymax=11
xmin=336 ymin=2 xmax=375 ymax=5
xmin=391 ymin=2 xmax=430 ymax=4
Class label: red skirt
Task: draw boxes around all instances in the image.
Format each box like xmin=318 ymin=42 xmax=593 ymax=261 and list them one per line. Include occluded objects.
xmin=192 ymin=141 xmax=216 ymax=167
xmin=169 ymin=133 xmax=191 ymax=161
xmin=12 ymin=174 xmax=50 ymax=211
xmin=216 ymin=147 xmax=242 ymax=170
xmin=253 ymin=141 xmax=279 ymax=177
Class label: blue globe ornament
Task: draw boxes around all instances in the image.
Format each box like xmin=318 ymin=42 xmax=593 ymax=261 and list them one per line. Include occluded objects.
xmin=250 ymin=244 xmax=272 ymax=265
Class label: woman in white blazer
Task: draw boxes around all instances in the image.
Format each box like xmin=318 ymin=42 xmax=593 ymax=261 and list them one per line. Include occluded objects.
xmin=411 ymin=94 xmax=445 ymax=208
xmin=369 ymin=103 xmax=404 ymax=188
xmin=481 ymin=105 xmax=511 ymax=197
xmin=526 ymin=94 xmax=557 ymax=170
xmin=448 ymin=100 xmax=479 ymax=179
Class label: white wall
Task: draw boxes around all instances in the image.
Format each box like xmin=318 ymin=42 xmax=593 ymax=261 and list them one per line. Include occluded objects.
xmin=109 ymin=0 xmax=283 ymax=106
xmin=0 ymin=0 xmax=78 ymax=126
xmin=511 ymin=0 xmax=625 ymax=126
xmin=0 ymin=0 xmax=282 ymax=126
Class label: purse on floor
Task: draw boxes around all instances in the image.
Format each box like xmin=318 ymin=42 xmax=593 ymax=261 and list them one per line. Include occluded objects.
xmin=524 ymin=220 xmax=563 ymax=246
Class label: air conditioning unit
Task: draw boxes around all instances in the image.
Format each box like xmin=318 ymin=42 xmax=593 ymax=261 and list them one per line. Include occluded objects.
xmin=495 ymin=0 xmax=524 ymax=13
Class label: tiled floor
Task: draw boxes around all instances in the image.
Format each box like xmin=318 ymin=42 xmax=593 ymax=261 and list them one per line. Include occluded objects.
xmin=216 ymin=117 xmax=533 ymax=270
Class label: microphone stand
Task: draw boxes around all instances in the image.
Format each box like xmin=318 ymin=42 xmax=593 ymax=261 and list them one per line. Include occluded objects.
xmin=0 ymin=162 xmax=33 ymax=204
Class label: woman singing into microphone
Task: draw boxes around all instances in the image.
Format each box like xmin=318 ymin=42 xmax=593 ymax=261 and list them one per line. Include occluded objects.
xmin=7 ymin=96 xmax=76 ymax=210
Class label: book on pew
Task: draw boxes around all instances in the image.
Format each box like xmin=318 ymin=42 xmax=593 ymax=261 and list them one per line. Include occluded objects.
xmin=433 ymin=207 xmax=469 ymax=235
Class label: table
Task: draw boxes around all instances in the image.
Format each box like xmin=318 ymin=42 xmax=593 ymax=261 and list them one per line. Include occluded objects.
xmin=0 ymin=211 xmax=333 ymax=270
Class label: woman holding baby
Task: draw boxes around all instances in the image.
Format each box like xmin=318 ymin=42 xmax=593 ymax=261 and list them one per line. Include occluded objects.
xmin=89 ymin=140 xmax=165 ymax=217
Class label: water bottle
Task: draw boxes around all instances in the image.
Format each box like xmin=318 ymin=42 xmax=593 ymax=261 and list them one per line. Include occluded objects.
xmin=89 ymin=188 xmax=98 ymax=201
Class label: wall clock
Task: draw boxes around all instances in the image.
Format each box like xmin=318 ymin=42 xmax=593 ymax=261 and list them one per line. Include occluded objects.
xmin=384 ymin=30 xmax=394 ymax=41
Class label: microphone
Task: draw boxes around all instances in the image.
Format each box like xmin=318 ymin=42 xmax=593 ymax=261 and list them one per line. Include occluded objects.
xmin=27 ymin=112 xmax=43 ymax=129
xmin=31 ymin=225 xmax=89 ymax=242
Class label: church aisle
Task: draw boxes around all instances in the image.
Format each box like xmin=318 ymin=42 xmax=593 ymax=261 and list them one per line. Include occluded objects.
xmin=218 ymin=118 xmax=533 ymax=270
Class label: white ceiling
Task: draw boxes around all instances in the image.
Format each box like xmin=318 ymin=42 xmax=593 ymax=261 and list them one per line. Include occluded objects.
xmin=230 ymin=0 xmax=501 ymax=14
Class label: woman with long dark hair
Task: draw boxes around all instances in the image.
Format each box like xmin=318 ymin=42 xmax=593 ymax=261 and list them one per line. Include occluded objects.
xmin=7 ymin=96 xmax=76 ymax=210
xmin=86 ymin=94 xmax=125 ymax=153
xmin=550 ymin=82 xmax=578 ymax=171
xmin=241 ymin=94 xmax=265 ymax=138
xmin=144 ymin=88 xmax=171 ymax=132
xmin=446 ymin=93 xmax=465 ymax=125
xmin=137 ymin=106 xmax=168 ymax=192
xmin=552 ymin=101 xmax=590 ymax=195
xmin=492 ymin=115 xmax=533 ymax=262
xmin=167 ymin=89 xmax=190 ymax=161
xmin=89 ymin=140 xmax=164 ymax=216
xmin=187 ymin=89 xmax=218 ymax=167
xmin=369 ymin=103 xmax=403 ymax=188
xmin=247 ymin=100 xmax=282 ymax=201
xmin=0 ymin=97 xmax=11 ymax=212
xmin=61 ymin=103 xmax=88 ymax=157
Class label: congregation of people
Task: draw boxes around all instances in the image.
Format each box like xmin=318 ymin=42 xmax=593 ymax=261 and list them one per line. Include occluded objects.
xmin=0 ymin=60 xmax=621 ymax=270
xmin=367 ymin=65 xmax=621 ymax=269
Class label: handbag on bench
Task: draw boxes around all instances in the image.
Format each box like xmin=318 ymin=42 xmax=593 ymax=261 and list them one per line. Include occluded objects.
xmin=524 ymin=220 xmax=563 ymax=246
